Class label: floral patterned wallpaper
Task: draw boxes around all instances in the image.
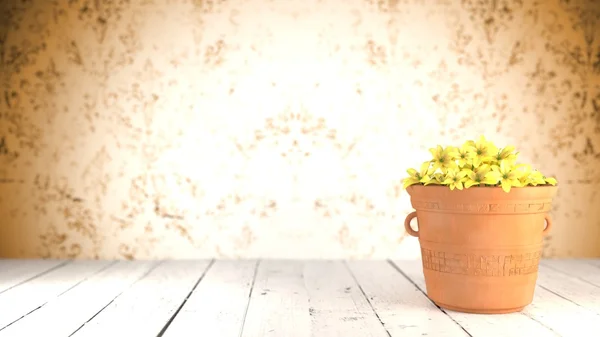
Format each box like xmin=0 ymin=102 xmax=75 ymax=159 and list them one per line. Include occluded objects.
xmin=0 ymin=0 xmax=599 ymax=259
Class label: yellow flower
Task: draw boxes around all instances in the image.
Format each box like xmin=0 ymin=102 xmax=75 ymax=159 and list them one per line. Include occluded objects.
xmin=452 ymin=144 xmax=476 ymax=168
xmin=465 ymin=136 xmax=498 ymax=167
xmin=544 ymin=176 xmax=557 ymax=186
xmin=442 ymin=169 xmax=468 ymax=190
xmin=531 ymin=172 xmax=546 ymax=186
xmin=492 ymin=145 xmax=519 ymax=165
xmin=402 ymin=137 xmax=557 ymax=193
xmin=519 ymin=167 xmax=546 ymax=186
xmin=424 ymin=172 xmax=445 ymax=185
xmin=402 ymin=161 xmax=434 ymax=189
xmin=464 ymin=164 xmax=499 ymax=188
xmin=429 ymin=145 xmax=458 ymax=172
xmin=489 ymin=161 xmax=524 ymax=193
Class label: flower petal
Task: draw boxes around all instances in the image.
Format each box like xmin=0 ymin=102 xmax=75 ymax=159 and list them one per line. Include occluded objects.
xmin=402 ymin=177 xmax=420 ymax=189
xmin=419 ymin=161 xmax=431 ymax=175
xmin=501 ymin=180 xmax=512 ymax=193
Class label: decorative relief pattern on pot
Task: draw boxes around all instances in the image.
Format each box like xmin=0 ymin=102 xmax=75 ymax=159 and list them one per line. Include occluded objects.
xmin=421 ymin=249 xmax=542 ymax=277
xmin=411 ymin=201 xmax=553 ymax=214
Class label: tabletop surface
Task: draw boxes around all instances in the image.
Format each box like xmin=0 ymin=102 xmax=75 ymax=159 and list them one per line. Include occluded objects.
xmin=0 ymin=258 xmax=598 ymax=337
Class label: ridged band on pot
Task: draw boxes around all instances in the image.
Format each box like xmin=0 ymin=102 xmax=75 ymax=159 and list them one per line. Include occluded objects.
xmin=404 ymin=185 xmax=557 ymax=314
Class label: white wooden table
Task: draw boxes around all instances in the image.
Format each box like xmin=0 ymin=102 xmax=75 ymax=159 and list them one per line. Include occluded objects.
xmin=0 ymin=259 xmax=598 ymax=337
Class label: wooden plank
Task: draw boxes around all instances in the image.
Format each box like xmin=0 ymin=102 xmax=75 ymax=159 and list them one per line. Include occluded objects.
xmin=0 ymin=260 xmax=158 ymax=337
xmin=391 ymin=259 xmax=559 ymax=337
xmin=241 ymin=261 xmax=390 ymax=337
xmin=0 ymin=259 xmax=66 ymax=294
xmin=71 ymin=260 xmax=212 ymax=337
xmin=584 ymin=259 xmax=600 ymax=268
xmin=303 ymin=261 xmax=391 ymax=337
xmin=161 ymin=260 xmax=257 ymax=337
xmin=523 ymin=284 xmax=600 ymax=337
xmin=540 ymin=259 xmax=600 ymax=287
xmin=0 ymin=260 xmax=113 ymax=330
xmin=536 ymin=264 xmax=600 ymax=316
xmin=239 ymin=261 xmax=311 ymax=337
xmin=346 ymin=260 xmax=470 ymax=336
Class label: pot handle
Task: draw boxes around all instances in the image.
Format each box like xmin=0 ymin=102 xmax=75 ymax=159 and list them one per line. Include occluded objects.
xmin=404 ymin=211 xmax=419 ymax=237
xmin=543 ymin=214 xmax=552 ymax=235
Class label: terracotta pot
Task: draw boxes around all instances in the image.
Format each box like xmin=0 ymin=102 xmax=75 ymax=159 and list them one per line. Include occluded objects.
xmin=404 ymin=184 xmax=557 ymax=314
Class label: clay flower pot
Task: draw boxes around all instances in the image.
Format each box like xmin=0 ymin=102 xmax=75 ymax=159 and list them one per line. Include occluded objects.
xmin=404 ymin=184 xmax=557 ymax=314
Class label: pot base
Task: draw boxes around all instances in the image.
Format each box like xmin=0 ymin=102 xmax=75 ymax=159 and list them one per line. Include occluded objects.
xmin=434 ymin=302 xmax=525 ymax=314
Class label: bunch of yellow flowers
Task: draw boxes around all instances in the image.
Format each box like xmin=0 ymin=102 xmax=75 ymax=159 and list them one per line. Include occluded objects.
xmin=402 ymin=136 xmax=557 ymax=193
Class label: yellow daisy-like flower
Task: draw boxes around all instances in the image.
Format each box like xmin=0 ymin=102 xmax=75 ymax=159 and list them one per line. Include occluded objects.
xmin=492 ymin=145 xmax=519 ymax=165
xmin=442 ymin=170 xmax=468 ymax=190
xmin=464 ymin=164 xmax=499 ymax=188
xmin=544 ymin=176 xmax=558 ymax=186
xmin=402 ymin=161 xmax=434 ymax=189
xmin=529 ymin=172 xmax=546 ymax=186
xmin=517 ymin=165 xmax=545 ymax=186
xmin=401 ymin=137 xmax=558 ymax=193
xmin=452 ymin=144 xmax=477 ymax=168
xmin=466 ymin=135 xmax=498 ymax=167
xmin=489 ymin=161 xmax=524 ymax=193
xmin=429 ymin=145 xmax=458 ymax=172
xmin=424 ymin=172 xmax=445 ymax=186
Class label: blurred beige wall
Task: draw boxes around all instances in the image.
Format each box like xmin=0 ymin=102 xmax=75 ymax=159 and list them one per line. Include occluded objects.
xmin=0 ymin=0 xmax=599 ymax=259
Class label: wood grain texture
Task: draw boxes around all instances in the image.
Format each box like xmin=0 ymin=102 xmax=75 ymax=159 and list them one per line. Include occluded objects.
xmin=71 ymin=260 xmax=212 ymax=337
xmin=541 ymin=259 xmax=600 ymax=287
xmin=0 ymin=259 xmax=65 ymax=294
xmin=0 ymin=259 xmax=598 ymax=336
xmin=0 ymin=261 xmax=157 ymax=337
xmin=161 ymin=260 xmax=257 ymax=337
xmin=239 ymin=261 xmax=313 ymax=337
xmin=346 ymin=260 xmax=469 ymax=336
xmin=524 ymin=285 xmax=600 ymax=337
xmin=241 ymin=261 xmax=392 ymax=337
xmin=302 ymin=261 xmax=391 ymax=337
xmin=0 ymin=260 xmax=113 ymax=330
xmin=536 ymin=264 xmax=600 ymax=316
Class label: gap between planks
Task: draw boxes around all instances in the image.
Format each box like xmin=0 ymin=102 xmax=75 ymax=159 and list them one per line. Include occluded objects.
xmin=159 ymin=260 xmax=258 ymax=337
xmin=0 ymin=260 xmax=158 ymax=337
xmin=536 ymin=259 xmax=600 ymax=317
xmin=0 ymin=259 xmax=599 ymax=337
xmin=72 ymin=260 xmax=214 ymax=337
xmin=0 ymin=259 xmax=68 ymax=295
xmin=0 ymin=260 xmax=116 ymax=332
